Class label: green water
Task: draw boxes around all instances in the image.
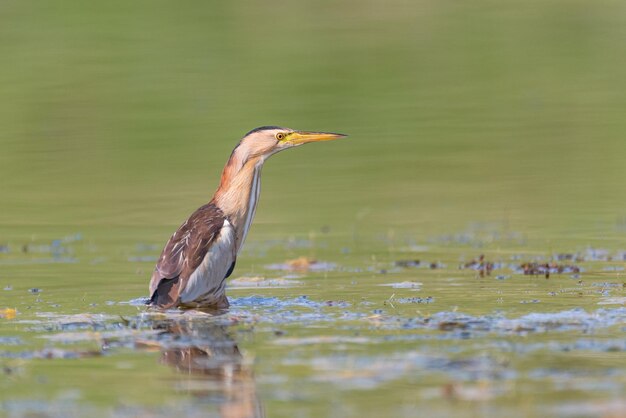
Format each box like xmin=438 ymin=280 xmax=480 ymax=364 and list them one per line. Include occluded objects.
xmin=1 ymin=1 xmax=626 ymax=417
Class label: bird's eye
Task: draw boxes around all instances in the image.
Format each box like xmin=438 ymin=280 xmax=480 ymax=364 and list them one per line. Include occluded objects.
xmin=275 ymin=133 xmax=285 ymax=140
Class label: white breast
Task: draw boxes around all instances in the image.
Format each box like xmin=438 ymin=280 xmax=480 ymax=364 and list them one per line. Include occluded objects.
xmin=239 ymin=164 xmax=262 ymax=252
xmin=180 ymin=220 xmax=236 ymax=303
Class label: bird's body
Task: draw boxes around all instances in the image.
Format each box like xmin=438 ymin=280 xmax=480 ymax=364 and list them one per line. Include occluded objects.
xmin=149 ymin=126 xmax=345 ymax=309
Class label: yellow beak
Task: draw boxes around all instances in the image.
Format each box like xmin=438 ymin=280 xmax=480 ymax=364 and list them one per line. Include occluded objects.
xmin=286 ymin=131 xmax=347 ymax=145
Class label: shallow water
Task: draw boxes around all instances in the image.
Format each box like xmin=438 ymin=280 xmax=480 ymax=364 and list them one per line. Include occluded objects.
xmin=2 ymin=0 xmax=626 ymax=417
xmin=0 ymin=228 xmax=625 ymax=417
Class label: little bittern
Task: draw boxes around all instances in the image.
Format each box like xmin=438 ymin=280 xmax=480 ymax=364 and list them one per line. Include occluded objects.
xmin=149 ymin=126 xmax=346 ymax=309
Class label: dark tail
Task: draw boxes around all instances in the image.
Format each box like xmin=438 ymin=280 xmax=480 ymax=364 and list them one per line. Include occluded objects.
xmin=149 ymin=277 xmax=180 ymax=309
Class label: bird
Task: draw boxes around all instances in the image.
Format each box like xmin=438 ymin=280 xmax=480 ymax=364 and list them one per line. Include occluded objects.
xmin=149 ymin=126 xmax=346 ymax=310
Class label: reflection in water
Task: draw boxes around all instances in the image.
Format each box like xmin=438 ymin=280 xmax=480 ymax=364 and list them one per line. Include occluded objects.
xmin=153 ymin=318 xmax=264 ymax=418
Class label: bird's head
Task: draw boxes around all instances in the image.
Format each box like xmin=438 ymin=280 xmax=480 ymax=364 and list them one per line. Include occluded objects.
xmin=239 ymin=126 xmax=346 ymax=159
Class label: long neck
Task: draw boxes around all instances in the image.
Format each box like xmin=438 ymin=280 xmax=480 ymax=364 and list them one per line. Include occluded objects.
xmin=212 ymin=149 xmax=265 ymax=252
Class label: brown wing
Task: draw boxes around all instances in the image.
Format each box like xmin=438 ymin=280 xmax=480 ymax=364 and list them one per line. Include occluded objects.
xmin=149 ymin=202 xmax=228 ymax=308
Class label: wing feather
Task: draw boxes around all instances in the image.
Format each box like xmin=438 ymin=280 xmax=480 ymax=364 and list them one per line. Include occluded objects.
xmin=149 ymin=203 xmax=228 ymax=308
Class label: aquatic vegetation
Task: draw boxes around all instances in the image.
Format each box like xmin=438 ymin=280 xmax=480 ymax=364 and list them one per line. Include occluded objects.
xmin=265 ymin=257 xmax=338 ymax=272
xmin=517 ymin=262 xmax=581 ymax=278
xmin=393 ymin=259 xmax=422 ymax=268
xmin=0 ymin=308 xmax=16 ymax=319
xmin=460 ymin=255 xmax=498 ymax=277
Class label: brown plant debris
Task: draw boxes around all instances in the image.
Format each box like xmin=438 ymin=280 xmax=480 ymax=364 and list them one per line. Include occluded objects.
xmin=519 ymin=262 xmax=581 ymax=279
xmin=461 ymin=255 xmax=494 ymax=277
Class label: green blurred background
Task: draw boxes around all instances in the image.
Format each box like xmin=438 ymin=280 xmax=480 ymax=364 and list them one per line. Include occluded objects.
xmin=2 ymin=0 xmax=625 ymax=241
